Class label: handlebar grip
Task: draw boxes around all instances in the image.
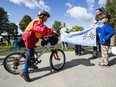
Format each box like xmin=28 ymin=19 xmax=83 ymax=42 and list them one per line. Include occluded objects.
xmin=53 ymin=32 xmax=59 ymax=37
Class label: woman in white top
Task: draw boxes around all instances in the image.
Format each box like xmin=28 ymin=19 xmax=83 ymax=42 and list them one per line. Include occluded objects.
xmin=90 ymin=8 xmax=103 ymax=59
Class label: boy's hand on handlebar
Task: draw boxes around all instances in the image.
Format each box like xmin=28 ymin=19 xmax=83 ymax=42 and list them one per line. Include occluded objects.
xmin=49 ymin=28 xmax=54 ymax=35
xmin=53 ymin=32 xmax=59 ymax=37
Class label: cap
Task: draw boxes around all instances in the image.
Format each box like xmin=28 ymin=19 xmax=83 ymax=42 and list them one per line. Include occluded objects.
xmin=100 ymin=14 xmax=111 ymax=20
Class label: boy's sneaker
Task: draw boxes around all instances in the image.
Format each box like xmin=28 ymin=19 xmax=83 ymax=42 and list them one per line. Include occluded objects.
xmin=20 ymin=71 xmax=31 ymax=82
xmin=98 ymin=62 xmax=109 ymax=67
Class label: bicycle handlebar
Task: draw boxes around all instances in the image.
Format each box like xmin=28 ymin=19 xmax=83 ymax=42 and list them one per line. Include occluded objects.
xmin=41 ymin=32 xmax=59 ymax=46
xmin=43 ymin=32 xmax=59 ymax=41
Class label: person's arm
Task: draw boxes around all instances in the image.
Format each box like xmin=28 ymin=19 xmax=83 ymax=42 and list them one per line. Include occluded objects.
xmin=60 ymin=28 xmax=62 ymax=33
xmin=91 ymin=18 xmax=97 ymax=28
xmin=66 ymin=28 xmax=69 ymax=33
xmin=96 ymin=27 xmax=101 ymax=33
xmin=104 ymin=26 xmax=115 ymax=40
xmin=32 ymin=21 xmax=54 ymax=36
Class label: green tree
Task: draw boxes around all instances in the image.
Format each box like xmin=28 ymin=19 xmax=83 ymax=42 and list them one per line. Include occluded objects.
xmin=0 ymin=7 xmax=9 ymax=34
xmin=70 ymin=25 xmax=84 ymax=32
xmin=6 ymin=23 xmax=18 ymax=34
xmin=103 ymin=0 xmax=116 ymax=31
xmin=52 ymin=21 xmax=61 ymax=34
xmin=19 ymin=15 xmax=32 ymax=31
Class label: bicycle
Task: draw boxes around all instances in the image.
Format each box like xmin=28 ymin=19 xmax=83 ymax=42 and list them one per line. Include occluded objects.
xmin=3 ymin=35 xmax=66 ymax=75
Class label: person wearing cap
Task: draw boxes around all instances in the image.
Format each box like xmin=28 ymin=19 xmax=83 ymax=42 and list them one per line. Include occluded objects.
xmin=20 ymin=10 xmax=54 ymax=82
xmin=96 ymin=14 xmax=115 ymax=67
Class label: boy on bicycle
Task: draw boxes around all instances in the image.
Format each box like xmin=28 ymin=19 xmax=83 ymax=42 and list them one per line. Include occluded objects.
xmin=20 ymin=10 xmax=54 ymax=82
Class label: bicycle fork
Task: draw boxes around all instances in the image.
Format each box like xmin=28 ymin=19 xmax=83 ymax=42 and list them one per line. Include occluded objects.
xmin=52 ymin=49 xmax=60 ymax=60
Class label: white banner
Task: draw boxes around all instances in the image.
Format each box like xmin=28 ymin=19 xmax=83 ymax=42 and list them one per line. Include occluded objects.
xmin=61 ymin=28 xmax=96 ymax=46
xmin=111 ymin=46 xmax=116 ymax=55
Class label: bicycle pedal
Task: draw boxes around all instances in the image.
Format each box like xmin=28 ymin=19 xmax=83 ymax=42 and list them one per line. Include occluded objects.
xmin=37 ymin=60 xmax=42 ymax=63
xmin=13 ymin=66 xmax=18 ymax=69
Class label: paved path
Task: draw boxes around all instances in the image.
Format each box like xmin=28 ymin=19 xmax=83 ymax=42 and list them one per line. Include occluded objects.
xmin=0 ymin=50 xmax=116 ymax=87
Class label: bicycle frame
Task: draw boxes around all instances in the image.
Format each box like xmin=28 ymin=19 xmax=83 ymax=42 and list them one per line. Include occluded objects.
xmin=35 ymin=43 xmax=57 ymax=59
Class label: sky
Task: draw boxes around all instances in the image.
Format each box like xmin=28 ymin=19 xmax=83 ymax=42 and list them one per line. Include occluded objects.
xmin=0 ymin=0 xmax=107 ymax=34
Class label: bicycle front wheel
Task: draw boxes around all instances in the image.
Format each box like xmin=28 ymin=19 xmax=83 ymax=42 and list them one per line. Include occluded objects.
xmin=3 ymin=52 xmax=25 ymax=75
xmin=50 ymin=49 xmax=66 ymax=71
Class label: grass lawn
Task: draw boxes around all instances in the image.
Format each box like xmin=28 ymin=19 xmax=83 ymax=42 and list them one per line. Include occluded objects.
xmin=0 ymin=42 xmax=92 ymax=56
xmin=0 ymin=38 xmax=93 ymax=56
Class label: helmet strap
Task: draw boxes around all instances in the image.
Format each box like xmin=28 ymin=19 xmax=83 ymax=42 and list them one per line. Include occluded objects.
xmin=41 ymin=15 xmax=45 ymax=23
xmin=39 ymin=15 xmax=45 ymax=23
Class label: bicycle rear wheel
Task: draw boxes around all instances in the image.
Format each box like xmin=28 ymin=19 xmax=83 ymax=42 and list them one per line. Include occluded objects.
xmin=3 ymin=52 xmax=25 ymax=75
xmin=50 ymin=49 xmax=66 ymax=71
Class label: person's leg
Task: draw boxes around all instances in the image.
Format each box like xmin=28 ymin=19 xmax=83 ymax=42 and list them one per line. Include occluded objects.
xmin=102 ymin=45 xmax=109 ymax=65
xmin=93 ymin=46 xmax=98 ymax=57
xmin=99 ymin=45 xmax=109 ymax=66
xmin=61 ymin=42 xmax=65 ymax=49
xmin=98 ymin=42 xmax=101 ymax=57
xmin=24 ymin=48 xmax=34 ymax=74
xmin=97 ymin=36 xmax=101 ymax=57
xmin=90 ymin=46 xmax=98 ymax=59
xmin=98 ymin=42 xmax=101 ymax=52
xmin=1 ymin=38 xmax=3 ymax=43
xmin=20 ymin=48 xmax=34 ymax=82
xmin=101 ymin=45 xmax=104 ymax=63
xmin=97 ymin=37 xmax=101 ymax=52
xmin=29 ymin=49 xmax=38 ymax=69
xmin=78 ymin=45 xmax=81 ymax=55
xmin=9 ymin=39 xmax=11 ymax=45
xmin=75 ymin=45 xmax=78 ymax=55
xmin=92 ymin=35 xmax=98 ymax=58
xmin=7 ymin=40 xmax=9 ymax=45
xmin=65 ymin=42 xmax=68 ymax=49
